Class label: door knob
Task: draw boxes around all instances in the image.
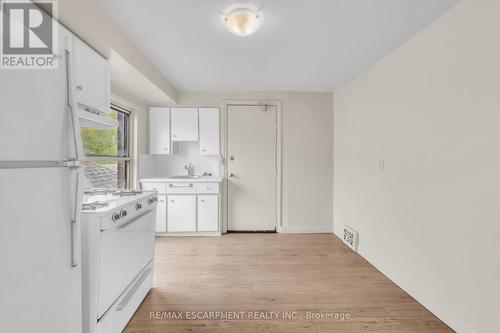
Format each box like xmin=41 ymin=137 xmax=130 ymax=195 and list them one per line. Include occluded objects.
xmin=230 ymin=156 xmax=234 ymax=161
xmin=229 ymin=173 xmax=235 ymax=178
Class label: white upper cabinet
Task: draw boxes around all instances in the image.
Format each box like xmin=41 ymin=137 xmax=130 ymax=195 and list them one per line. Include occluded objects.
xmin=149 ymin=107 xmax=171 ymax=154
xmin=199 ymin=108 xmax=220 ymax=155
xmin=171 ymin=108 xmax=198 ymax=141
xmin=73 ymin=38 xmax=110 ymax=114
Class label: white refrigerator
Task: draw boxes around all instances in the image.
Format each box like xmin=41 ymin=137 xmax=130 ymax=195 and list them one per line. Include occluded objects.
xmin=0 ymin=27 xmax=84 ymax=332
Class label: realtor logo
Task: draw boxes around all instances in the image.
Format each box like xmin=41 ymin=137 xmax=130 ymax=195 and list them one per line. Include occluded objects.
xmin=1 ymin=0 xmax=58 ymax=69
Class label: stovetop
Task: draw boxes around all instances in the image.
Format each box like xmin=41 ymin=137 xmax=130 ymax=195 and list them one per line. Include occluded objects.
xmin=83 ymin=189 xmax=144 ymax=196
xmin=82 ymin=189 xmax=155 ymax=213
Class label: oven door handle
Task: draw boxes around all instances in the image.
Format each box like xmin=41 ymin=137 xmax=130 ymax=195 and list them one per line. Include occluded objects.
xmin=101 ymin=210 xmax=154 ymax=231
xmin=116 ymin=267 xmax=152 ymax=311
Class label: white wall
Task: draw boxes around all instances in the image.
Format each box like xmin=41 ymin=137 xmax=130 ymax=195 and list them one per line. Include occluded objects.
xmin=333 ymin=1 xmax=500 ymax=332
xmin=139 ymin=142 xmax=221 ymax=178
xmin=139 ymin=91 xmax=334 ymax=233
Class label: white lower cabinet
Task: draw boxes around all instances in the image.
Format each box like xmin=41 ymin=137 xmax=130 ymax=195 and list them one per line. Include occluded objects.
xmin=156 ymin=195 xmax=167 ymax=232
xmin=197 ymin=195 xmax=219 ymax=231
xmin=167 ymin=195 xmax=197 ymax=232
xmin=141 ymin=181 xmax=220 ymax=234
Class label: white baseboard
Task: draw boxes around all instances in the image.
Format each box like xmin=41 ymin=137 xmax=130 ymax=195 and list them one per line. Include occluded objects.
xmin=156 ymin=232 xmax=221 ymax=237
xmin=278 ymin=224 xmax=333 ymax=234
xmin=332 ymin=232 xmax=476 ymax=333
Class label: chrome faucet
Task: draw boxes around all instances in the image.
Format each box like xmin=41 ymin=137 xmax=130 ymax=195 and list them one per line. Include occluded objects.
xmin=184 ymin=163 xmax=194 ymax=176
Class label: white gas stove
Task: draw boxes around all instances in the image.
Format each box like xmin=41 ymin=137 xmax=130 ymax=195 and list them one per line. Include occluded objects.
xmin=81 ymin=189 xmax=157 ymax=333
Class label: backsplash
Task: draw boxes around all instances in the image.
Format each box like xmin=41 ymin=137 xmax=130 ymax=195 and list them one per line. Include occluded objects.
xmin=139 ymin=141 xmax=221 ymax=178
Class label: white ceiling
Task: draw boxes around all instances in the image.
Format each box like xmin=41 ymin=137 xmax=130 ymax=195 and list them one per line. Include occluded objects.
xmin=95 ymin=0 xmax=459 ymax=92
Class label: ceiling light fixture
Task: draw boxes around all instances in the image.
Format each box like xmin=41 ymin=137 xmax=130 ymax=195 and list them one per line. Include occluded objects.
xmin=224 ymin=8 xmax=261 ymax=37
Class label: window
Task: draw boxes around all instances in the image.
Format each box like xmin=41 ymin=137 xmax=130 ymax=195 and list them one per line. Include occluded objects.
xmin=80 ymin=105 xmax=131 ymax=189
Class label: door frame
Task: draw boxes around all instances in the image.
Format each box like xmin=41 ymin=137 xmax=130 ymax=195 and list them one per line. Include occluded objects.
xmin=223 ymin=100 xmax=282 ymax=232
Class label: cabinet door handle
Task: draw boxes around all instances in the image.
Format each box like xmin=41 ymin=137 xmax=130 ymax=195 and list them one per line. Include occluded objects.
xmin=169 ymin=184 xmax=193 ymax=188
xmin=170 ymin=200 xmax=175 ymax=203
xmin=200 ymin=199 xmax=205 ymax=203
xmin=76 ymin=85 xmax=83 ymax=90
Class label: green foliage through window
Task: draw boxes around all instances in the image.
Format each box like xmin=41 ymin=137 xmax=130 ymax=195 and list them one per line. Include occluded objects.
xmin=81 ymin=108 xmax=130 ymax=188
xmin=80 ymin=110 xmax=128 ymax=157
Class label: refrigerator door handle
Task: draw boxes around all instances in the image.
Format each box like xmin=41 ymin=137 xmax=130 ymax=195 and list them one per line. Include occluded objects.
xmin=65 ymin=45 xmax=84 ymax=162
xmin=70 ymin=166 xmax=84 ymax=268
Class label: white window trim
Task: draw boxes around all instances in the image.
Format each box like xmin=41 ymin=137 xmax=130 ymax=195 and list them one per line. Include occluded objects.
xmin=111 ymin=93 xmax=138 ymax=189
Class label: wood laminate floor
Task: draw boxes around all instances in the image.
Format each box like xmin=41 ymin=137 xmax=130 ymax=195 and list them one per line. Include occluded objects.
xmin=124 ymin=234 xmax=453 ymax=333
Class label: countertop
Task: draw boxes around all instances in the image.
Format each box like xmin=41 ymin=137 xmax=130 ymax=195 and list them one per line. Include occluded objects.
xmin=140 ymin=177 xmax=223 ymax=183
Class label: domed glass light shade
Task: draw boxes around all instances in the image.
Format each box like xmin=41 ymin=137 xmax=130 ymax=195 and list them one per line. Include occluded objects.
xmin=224 ymin=8 xmax=261 ymax=37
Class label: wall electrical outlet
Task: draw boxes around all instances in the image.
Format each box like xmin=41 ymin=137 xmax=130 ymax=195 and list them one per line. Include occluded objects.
xmin=343 ymin=225 xmax=359 ymax=252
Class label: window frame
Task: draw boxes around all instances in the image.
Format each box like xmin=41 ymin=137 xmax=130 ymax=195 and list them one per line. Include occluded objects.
xmin=82 ymin=104 xmax=132 ymax=189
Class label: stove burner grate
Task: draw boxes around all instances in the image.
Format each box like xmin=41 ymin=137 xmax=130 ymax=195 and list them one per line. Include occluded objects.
xmin=112 ymin=190 xmax=143 ymax=196
xmin=82 ymin=201 xmax=110 ymax=210
xmin=83 ymin=189 xmax=143 ymax=196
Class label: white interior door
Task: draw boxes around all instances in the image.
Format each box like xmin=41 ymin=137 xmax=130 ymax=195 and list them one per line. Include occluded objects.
xmin=227 ymin=104 xmax=277 ymax=231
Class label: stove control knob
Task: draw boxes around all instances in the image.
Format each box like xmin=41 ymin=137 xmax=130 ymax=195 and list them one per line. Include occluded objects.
xmin=148 ymin=198 xmax=154 ymax=205
xmin=120 ymin=210 xmax=128 ymax=218
xmin=112 ymin=212 xmax=121 ymax=222
xmin=135 ymin=203 xmax=142 ymax=210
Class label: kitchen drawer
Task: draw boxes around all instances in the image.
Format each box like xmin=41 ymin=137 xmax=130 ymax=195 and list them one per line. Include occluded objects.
xmin=140 ymin=182 xmax=166 ymax=193
xmin=97 ymin=262 xmax=153 ymax=333
xmin=165 ymin=183 xmax=197 ymax=194
xmin=195 ymin=183 xmax=219 ymax=194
